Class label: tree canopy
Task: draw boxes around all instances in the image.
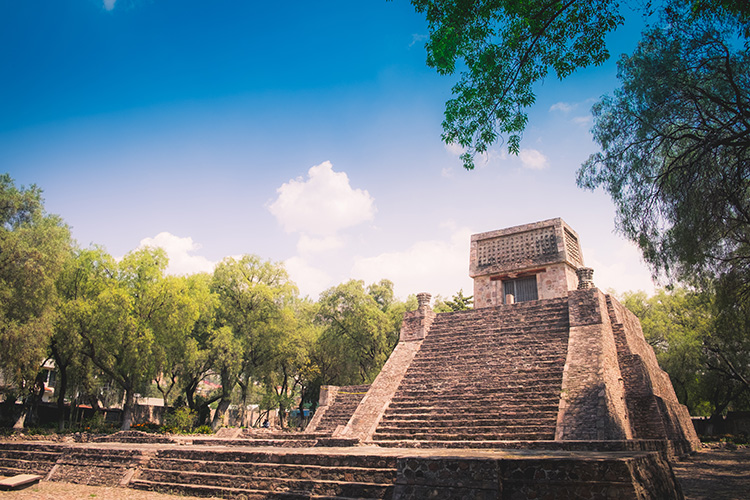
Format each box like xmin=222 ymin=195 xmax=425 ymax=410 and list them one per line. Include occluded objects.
xmin=622 ymin=287 xmax=750 ymax=418
xmin=578 ymin=5 xmax=750 ymax=286
xmin=0 ymin=174 xmax=71 ymax=408
xmin=408 ymin=0 xmax=749 ymax=169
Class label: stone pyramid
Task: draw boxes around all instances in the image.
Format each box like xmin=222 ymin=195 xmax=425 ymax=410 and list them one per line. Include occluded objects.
xmin=313 ymin=218 xmax=699 ymax=456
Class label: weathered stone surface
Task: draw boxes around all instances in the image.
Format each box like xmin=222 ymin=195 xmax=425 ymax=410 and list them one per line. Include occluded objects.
xmin=0 ymin=473 xmax=43 ymax=490
xmin=338 ymin=340 xmax=424 ymax=442
xmin=0 ymin=218 xmax=700 ymax=499
xmin=470 ymin=218 xmax=582 ymax=308
xmin=556 ymin=288 xmax=632 ymax=441
xmin=306 ymin=384 xmax=370 ymax=435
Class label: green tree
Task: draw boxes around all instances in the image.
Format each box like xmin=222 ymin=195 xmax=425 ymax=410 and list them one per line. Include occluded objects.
xmin=0 ymin=174 xmax=71 ymax=426
xmin=53 ymin=246 xmax=114 ymax=430
xmin=151 ymin=272 xmax=214 ymax=407
xmin=622 ymin=287 xmax=750 ymax=418
xmin=577 ymin=5 xmax=750 ymax=285
xmin=210 ymin=255 xmax=298 ymax=429
xmin=706 ymin=275 xmax=750 ymax=414
xmin=257 ymin=301 xmax=320 ymax=428
xmin=409 ymin=0 xmax=623 ymax=168
xmin=68 ymin=246 xmax=202 ymax=430
xmin=407 ymin=0 xmax=749 ymax=169
xmin=434 ymin=289 xmax=473 ymax=312
xmin=620 ymin=288 xmax=713 ymax=415
xmin=313 ymin=280 xmax=407 ymax=385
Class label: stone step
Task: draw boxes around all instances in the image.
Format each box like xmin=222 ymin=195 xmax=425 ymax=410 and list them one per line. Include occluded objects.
xmin=375 ymin=425 xmax=555 ymax=436
xmin=373 ymin=431 xmax=553 ymax=441
xmin=0 ymin=446 xmax=64 ymax=477
xmin=130 ymin=478 xmax=392 ymax=500
xmin=0 ymin=465 xmax=45 ymax=478
xmin=403 ymin=362 xmax=565 ymax=371
xmin=192 ymin=438 xmax=320 ymax=448
xmin=0 ymin=449 xmax=62 ymax=462
xmin=395 ymin=377 xmax=563 ymax=388
xmin=387 ymin=396 xmax=561 ymax=407
xmin=384 ymin=403 xmax=560 ymax=413
xmin=136 ymin=469 xmax=394 ymax=498
xmin=416 ymin=344 xmax=566 ymax=356
xmin=377 ymin=418 xmax=555 ymax=429
xmin=148 ymin=458 xmax=396 ymax=483
xmin=155 ymin=449 xmax=398 ymax=470
xmin=57 ymin=449 xmax=148 ymax=465
xmin=423 ymin=326 xmax=569 ymax=340
xmin=380 ymin=410 xmax=558 ymax=421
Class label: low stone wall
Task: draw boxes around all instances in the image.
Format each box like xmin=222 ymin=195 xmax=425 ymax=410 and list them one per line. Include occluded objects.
xmin=0 ymin=440 xmax=687 ymax=499
xmin=394 ymin=452 xmax=684 ymax=500
xmin=693 ymin=412 xmax=750 ymax=437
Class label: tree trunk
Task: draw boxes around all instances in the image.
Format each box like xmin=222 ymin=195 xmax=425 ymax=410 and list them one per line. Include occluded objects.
xmin=237 ymin=378 xmax=249 ymax=427
xmin=121 ymin=388 xmax=135 ymax=430
xmin=211 ymin=368 xmax=234 ymax=431
xmin=185 ymin=378 xmax=198 ymax=411
xmin=212 ymin=398 xmax=231 ymax=431
xmin=56 ymin=365 xmax=68 ymax=432
xmin=13 ymin=405 xmax=26 ymax=430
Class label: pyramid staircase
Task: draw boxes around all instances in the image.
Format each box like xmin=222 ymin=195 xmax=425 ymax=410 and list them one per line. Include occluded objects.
xmin=373 ymin=298 xmax=570 ymax=444
xmin=314 ymin=385 xmax=370 ymax=435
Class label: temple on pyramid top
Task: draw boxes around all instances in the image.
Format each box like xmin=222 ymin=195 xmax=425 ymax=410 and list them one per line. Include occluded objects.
xmin=470 ymin=217 xmax=586 ymax=307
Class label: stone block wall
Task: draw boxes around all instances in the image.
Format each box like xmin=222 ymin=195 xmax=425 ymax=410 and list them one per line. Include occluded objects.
xmin=306 ymin=385 xmax=370 ymax=434
xmin=470 ymin=218 xmax=584 ymax=308
xmin=556 ymin=288 xmax=631 ymax=440
xmin=399 ymin=293 xmax=435 ymax=341
xmin=473 ymin=262 xmax=579 ymax=308
xmin=393 ymin=452 xmax=683 ymax=500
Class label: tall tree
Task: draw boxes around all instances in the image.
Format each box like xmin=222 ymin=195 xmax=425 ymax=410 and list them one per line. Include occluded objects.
xmin=210 ymin=255 xmax=297 ymax=429
xmin=406 ymin=0 xmax=749 ymax=169
xmin=577 ymin=5 xmax=750 ymax=285
xmin=68 ymin=246 xmax=202 ymax=430
xmin=621 ymin=288 xmax=713 ymax=415
xmin=313 ymin=280 xmax=407 ymax=385
xmin=0 ymin=174 xmax=71 ymax=425
xmin=150 ymin=273 xmax=213 ymax=407
xmin=53 ymin=246 xmax=114 ymax=430
xmin=622 ymin=286 xmax=750 ymax=418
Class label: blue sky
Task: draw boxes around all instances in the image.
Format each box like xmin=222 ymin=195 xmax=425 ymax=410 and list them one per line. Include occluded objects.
xmin=1 ymin=0 xmax=657 ymax=300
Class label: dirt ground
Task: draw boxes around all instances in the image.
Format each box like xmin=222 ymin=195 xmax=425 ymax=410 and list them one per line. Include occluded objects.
xmin=0 ymin=446 xmax=747 ymax=500
xmin=672 ymin=445 xmax=750 ymax=500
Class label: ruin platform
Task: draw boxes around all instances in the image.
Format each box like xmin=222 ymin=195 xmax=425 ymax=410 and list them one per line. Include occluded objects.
xmin=0 ymin=438 xmax=684 ymax=499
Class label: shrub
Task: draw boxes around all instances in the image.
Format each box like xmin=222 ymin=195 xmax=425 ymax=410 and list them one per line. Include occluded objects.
xmin=161 ymin=406 xmax=196 ymax=434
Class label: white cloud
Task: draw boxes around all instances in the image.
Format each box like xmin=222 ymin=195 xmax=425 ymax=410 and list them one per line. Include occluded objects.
xmin=268 ymin=161 xmax=376 ymax=236
xmin=409 ymin=33 xmax=429 ymax=48
xmin=572 ymin=115 xmax=593 ymax=127
xmin=550 ymin=102 xmax=575 ymax=113
xmin=283 ymin=256 xmax=332 ymax=299
xmin=297 ymin=234 xmax=344 ymax=255
xmin=584 ymin=241 xmax=656 ymax=295
xmin=139 ymin=232 xmax=216 ymax=276
xmin=351 ymin=227 xmax=474 ymax=300
xmin=103 ymin=0 xmax=117 ymax=11
xmin=444 ymin=142 xmax=464 ymax=156
xmin=477 ymin=149 xmax=507 ymax=167
xmin=519 ymin=148 xmax=549 ymax=170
